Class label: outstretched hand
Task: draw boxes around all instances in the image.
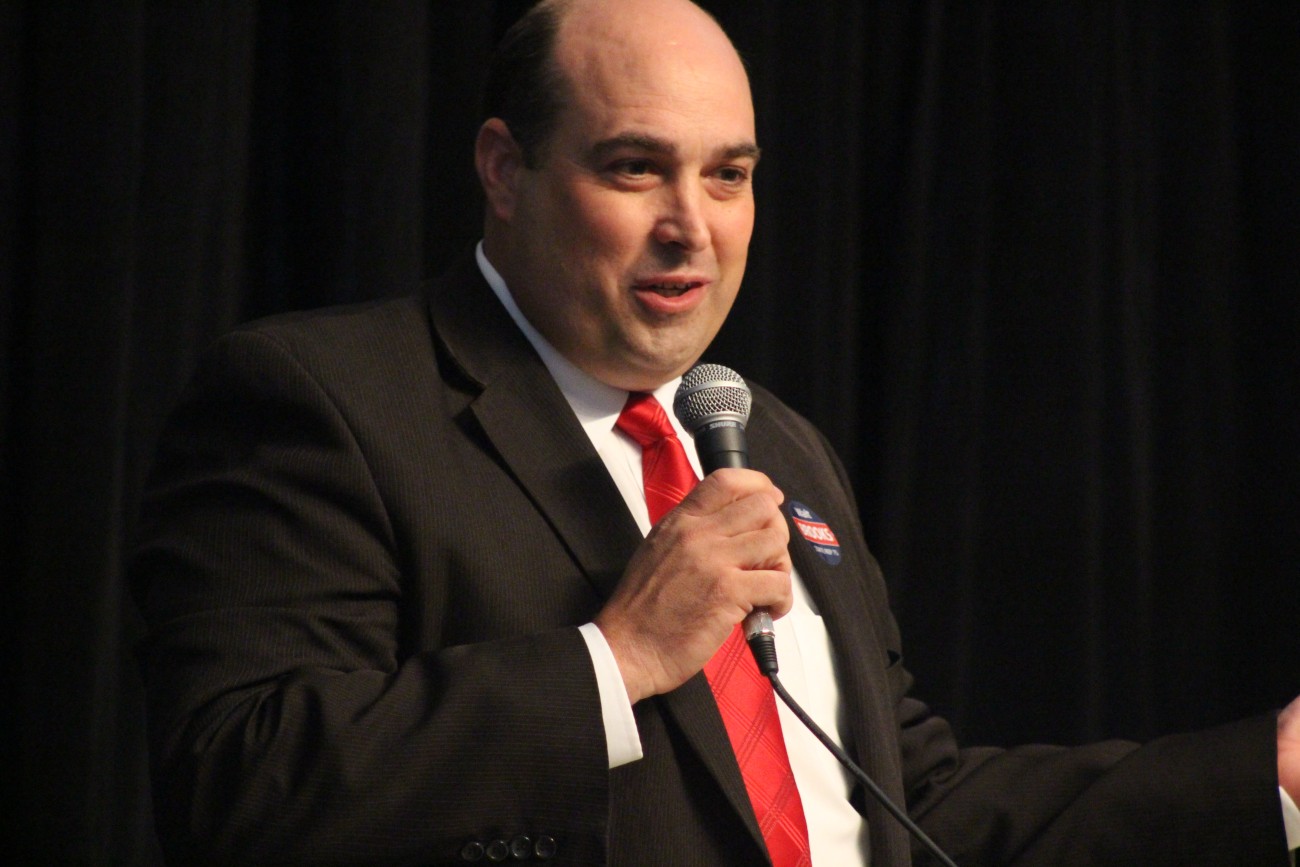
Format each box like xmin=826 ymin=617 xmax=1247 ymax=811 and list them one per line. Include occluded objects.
xmin=595 ymin=468 xmax=793 ymax=705
xmin=1281 ymin=695 xmax=1300 ymax=805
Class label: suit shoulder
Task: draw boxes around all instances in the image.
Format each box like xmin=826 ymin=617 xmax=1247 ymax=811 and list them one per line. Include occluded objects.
xmin=228 ymin=291 xmax=432 ymax=361
xmin=746 ymin=379 xmax=828 ymax=446
xmin=185 ymin=288 xmax=442 ymax=420
xmin=744 ymin=378 xmax=860 ymax=501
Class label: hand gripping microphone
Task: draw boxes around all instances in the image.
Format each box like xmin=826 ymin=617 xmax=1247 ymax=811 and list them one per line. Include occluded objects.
xmin=671 ymin=364 xmax=778 ymax=674
xmin=672 ymin=363 xmax=960 ymax=867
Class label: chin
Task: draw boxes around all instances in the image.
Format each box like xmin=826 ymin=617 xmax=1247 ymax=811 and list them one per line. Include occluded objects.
xmin=598 ymin=360 xmax=687 ymax=393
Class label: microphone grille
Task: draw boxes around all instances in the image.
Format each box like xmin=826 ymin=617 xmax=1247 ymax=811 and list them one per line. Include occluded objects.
xmin=673 ymin=363 xmax=752 ymax=430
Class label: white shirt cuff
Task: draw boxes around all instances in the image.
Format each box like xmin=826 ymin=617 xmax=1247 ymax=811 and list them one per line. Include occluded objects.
xmin=577 ymin=622 xmax=643 ymax=768
xmin=1282 ymin=785 xmax=1300 ymax=852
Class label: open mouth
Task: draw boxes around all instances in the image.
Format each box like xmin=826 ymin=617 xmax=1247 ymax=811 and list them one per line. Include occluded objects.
xmin=643 ymin=281 xmax=704 ymax=297
xmin=632 ymin=277 xmax=710 ymax=315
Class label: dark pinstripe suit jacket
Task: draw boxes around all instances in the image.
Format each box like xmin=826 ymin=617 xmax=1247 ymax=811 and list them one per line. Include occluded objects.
xmin=132 ymin=254 xmax=1288 ymax=866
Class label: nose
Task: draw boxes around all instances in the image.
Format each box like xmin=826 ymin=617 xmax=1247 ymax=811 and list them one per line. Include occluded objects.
xmin=653 ymin=180 xmax=710 ymax=253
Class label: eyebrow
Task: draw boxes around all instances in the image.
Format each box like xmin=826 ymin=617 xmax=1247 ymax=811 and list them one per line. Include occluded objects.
xmin=588 ymin=133 xmax=762 ymax=164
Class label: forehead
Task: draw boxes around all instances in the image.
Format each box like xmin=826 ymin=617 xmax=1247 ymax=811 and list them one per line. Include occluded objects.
xmin=550 ymin=5 xmax=756 ymax=147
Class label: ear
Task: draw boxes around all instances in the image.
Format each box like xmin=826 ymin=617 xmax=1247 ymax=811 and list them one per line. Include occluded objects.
xmin=475 ymin=118 xmax=525 ymax=222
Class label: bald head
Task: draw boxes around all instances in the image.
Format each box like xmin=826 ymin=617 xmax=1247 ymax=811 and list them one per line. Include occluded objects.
xmin=484 ymin=0 xmax=748 ymax=167
xmin=557 ymin=0 xmax=740 ymax=63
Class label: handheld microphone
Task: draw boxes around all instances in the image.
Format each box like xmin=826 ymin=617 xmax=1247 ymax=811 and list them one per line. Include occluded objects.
xmin=671 ymin=362 xmax=751 ymax=473
xmin=672 ymin=362 xmax=960 ymax=867
xmin=672 ymin=364 xmax=776 ymax=672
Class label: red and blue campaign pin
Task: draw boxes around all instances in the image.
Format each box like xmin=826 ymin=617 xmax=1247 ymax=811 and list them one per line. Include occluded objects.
xmin=789 ymin=501 xmax=841 ymax=565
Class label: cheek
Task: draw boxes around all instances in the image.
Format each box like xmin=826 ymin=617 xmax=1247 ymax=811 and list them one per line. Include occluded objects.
xmin=713 ymin=204 xmax=755 ymax=258
xmin=567 ymin=191 xmax=650 ymax=255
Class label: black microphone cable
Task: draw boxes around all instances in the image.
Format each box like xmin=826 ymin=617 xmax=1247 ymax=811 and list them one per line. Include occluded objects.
xmin=744 ymin=615 xmax=959 ymax=867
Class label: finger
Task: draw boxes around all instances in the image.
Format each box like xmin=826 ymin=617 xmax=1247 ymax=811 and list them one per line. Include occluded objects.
xmin=694 ymin=491 xmax=790 ymax=544
xmin=706 ymin=566 xmax=794 ymax=625
xmin=743 ymin=568 xmax=796 ymax=619
xmin=676 ymin=468 xmax=783 ymax=516
xmin=708 ymin=527 xmax=793 ymax=599
xmin=656 ymin=479 xmax=788 ymax=546
xmin=722 ymin=521 xmax=792 ymax=571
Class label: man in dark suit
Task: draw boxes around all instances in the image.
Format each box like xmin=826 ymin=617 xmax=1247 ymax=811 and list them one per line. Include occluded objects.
xmin=132 ymin=0 xmax=1299 ymax=864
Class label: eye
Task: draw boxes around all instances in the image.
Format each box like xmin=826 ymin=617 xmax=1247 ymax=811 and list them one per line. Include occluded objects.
xmin=716 ymin=166 xmax=749 ymax=185
xmin=614 ymin=159 xmax=654 ymax=177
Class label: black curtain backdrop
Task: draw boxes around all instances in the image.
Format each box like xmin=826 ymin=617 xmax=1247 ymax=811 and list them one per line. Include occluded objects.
xmin=4 ymin=2 xmax=1297 ymax=863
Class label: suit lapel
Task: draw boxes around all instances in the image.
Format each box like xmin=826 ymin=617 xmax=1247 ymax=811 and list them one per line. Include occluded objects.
xmin=426 ymin=256 xmax=757 ymax=842
xmin=473 ymin=369 xmax=637 ymax=600
xmin=427 ymin=255 xmax=639 ymax=599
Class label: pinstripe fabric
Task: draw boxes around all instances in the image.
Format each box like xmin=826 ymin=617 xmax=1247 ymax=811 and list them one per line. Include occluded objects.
xmin=617 ymin=392 xmax=811 ymax=867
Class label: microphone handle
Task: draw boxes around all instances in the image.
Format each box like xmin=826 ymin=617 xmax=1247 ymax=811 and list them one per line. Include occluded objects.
xmin=694 ymin=418 xmax=775 ymax=669
xmin=694 ymin=418 xmax=749 ymax=474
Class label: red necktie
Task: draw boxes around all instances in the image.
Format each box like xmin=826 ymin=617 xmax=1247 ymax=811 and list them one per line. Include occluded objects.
xmin=616 ymin=392 xmax=812 ymax=867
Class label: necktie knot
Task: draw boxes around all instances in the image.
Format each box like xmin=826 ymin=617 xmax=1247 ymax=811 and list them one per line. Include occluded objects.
xmin=616 ymin=392 xmax=697 ymax=525
xmin=615 ymin=391 xmax=677 ymax=448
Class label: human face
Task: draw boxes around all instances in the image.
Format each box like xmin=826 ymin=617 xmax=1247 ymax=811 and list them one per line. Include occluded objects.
xmin=492 ymin=3 xmax=758 ymax=391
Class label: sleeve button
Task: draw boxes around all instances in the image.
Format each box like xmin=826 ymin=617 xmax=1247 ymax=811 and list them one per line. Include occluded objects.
xmin=534 ymin=836 xmax=558 ymax=859
xmin=509 ymin=835 xmax=532 ymax=859
xmin=486 ymin=839 xmax=510 ymax=862
xmin=460 ymin=841 xmax=485 ymax=862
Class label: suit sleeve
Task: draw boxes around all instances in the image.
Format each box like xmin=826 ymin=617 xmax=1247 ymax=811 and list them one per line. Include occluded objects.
xmin=131 ymin=329 xmax=610 ymax=866
xmin=803 ymin=423 xmax=1289 ymax=866
xmin=894 ymin=666 xmax=1287 ymax=865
